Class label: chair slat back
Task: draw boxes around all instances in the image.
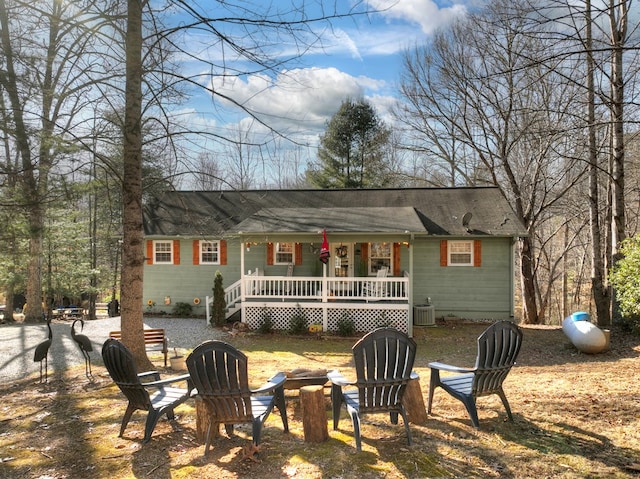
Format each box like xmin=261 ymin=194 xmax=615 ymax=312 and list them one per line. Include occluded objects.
xmin=353 ymin=327 xmax=416 ymax=411
xmin=102 ymin=338 xmax=151 ymax=410
xmin=473 ymin=321 xmax=523 ymax=395
xmin=187 ymin=340 xmax=253 ymax=422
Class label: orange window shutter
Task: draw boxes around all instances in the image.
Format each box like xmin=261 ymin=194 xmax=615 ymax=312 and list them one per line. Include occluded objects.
xmin=440 ymin=240 xmax=448 ymax=267
xmin=146 ymin=240 xmax=153 ymax=265
xmin=361 ymin=243 xmax=369 ymax=262
xmin=267 ymin=243 xmax=274 ymax=265
xmin=295 ymin=243 xmax=302 ymax=265
xmin=393 ymin=242 xmax=401 ymax=276
xmin=220 ymin=240 xmax=227 ymax=265
xmin=173 ymin=240 xmax=180 ymax=265
xmin=193 ymin=240 xmax=200 ymax=265
xmin=474 ymin=240 xmax=482 ymax=267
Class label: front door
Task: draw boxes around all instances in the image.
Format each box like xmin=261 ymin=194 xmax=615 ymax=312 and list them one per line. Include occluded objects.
xmin=330 ymin=243 xmax=353 ymax=277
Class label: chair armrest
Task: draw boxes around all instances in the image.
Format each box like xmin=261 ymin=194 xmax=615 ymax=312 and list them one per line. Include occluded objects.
xmin=138 ymin=371 xmax=160 ymax=382
xmin=143 ymin=373 xmax=192 ymax=388
xmin=428 ymin=362 xmax=475 ymax=374
xmin=327 ymin=369 xmax=355 ymax=387
xmin=410 ymin=371 xmax=420 ymax=380
xmin=253 ymin=371 xmax=287 ymax=394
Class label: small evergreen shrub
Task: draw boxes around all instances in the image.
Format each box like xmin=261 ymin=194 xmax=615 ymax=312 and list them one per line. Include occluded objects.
xmin=376 ymin=311 xmax=393 ymax=328
xmin=288 ymin=304 xmax=308 ymax=335
xmin=172 ymin=302 xmax=192 ymax=317
xmin=337 ymin=312 xmax=356 ymax=337
xmin=257 ymin=307 xmax=274 ymax=334
xmin=211 ymin=271 xmax=226 ymax=327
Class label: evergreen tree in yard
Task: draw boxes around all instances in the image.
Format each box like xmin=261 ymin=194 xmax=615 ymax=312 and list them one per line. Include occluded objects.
xmin=211 ymin=271 xmax=226 ymax=327
xmin=307 ymin=98 xmax=391 ymax=188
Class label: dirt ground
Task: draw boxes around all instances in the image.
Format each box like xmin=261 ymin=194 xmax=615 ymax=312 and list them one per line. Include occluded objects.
xmin=1 ymin=320 xmax=639 ymax=478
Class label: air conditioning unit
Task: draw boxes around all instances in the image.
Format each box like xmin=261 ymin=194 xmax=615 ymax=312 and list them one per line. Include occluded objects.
xmin=414 ymin=305 xmax=435 ymax=326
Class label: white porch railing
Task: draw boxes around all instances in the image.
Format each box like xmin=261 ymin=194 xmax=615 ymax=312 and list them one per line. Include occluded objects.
xmin=207 ymin=274 xmax=409 ymax=324
xmin=244 ymin=275 xmax=408 ymax=302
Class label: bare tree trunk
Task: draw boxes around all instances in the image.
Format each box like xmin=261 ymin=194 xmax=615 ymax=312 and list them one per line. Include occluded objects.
xmin=519 ymin=237 xmax=539 ymax=324
xmin=607 ymin=0 xmax=627 ymax=325
xmin=121 ymin=0 xmax=152 ymax=370
xmin=585 ymin=0 xmax=611 ymax=326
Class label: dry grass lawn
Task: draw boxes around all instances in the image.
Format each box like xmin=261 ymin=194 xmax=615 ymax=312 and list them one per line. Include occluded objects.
xmin=1 ymin=320 xmax=639 ymax=478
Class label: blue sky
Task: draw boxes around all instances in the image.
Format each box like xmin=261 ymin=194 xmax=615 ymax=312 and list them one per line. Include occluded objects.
xmin=172 ymin=0 xmax=472 ymax=177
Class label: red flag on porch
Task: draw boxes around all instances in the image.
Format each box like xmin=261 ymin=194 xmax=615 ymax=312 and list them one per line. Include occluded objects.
xmin=319 ymin=229 xmax=330 ymax=264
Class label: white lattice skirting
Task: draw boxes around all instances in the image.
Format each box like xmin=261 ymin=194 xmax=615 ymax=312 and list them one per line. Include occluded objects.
xmin=242 ymin=302 xmax=410 ymax=334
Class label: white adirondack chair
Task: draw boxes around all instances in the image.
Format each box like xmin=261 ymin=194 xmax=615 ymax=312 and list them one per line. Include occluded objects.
xmin=362 ymin=267 xmax=388 ymax=302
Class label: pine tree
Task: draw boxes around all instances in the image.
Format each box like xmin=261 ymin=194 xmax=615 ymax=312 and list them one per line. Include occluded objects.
xmin=307 ymin=98 xmax=391 ymax=188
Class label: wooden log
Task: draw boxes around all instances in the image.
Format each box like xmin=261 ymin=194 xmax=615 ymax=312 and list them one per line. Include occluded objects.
xmin=300 ymin=385 xmax=328 ymax=443
xmin=402 ymin=377 xmax=428 ymax=425
xmin=195 ymin=397 xmax=220 ymax=443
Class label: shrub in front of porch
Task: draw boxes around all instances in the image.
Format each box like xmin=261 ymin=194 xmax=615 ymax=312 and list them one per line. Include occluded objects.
xmin=288 ymin=304 xmax=308 ymax=335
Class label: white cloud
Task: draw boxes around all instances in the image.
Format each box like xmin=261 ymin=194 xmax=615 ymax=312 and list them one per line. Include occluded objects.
xmin=367 ymin=0 xmax=468 ymax=35
xmin=208 ymin=67 xmax=393 ymax=139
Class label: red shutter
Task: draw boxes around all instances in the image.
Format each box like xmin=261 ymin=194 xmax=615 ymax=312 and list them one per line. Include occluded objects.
xmin=361 ymin=243 xmax=369 ymax=262
xmin=146 ymin=240 xmax=153 ymax=265
xmin=295 ymin=243 xmax=302 ymax=265
xmin=440 ymin=240 xmax=448 ymax=267
xmin=474 ymin=240 xmax=482 ymax=267
xmin=193 ymin=240 xmax=200 ymax=265
xmin=173 ymin=240 xmax=180 ymax=265
xmin=267 ymin=243 xmax=274 ymax=265
xmin=220 ymin=240 xmax=227 ymax=265
xmin=393 ymin=242 xmax=401 ymax=276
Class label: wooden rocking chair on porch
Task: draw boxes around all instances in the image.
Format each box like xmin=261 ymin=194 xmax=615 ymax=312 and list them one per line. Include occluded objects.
xmin=362 ymin=266 xmax=388 ymax=302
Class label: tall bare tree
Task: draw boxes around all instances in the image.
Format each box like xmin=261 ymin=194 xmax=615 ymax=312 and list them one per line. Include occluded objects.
xmin=119 ymin=1 xmax=375 ymax=365
xmin=0 ymin=0 xmax=115 ymax=322
xmin=396 ymin=0 xmax=587 ymax=324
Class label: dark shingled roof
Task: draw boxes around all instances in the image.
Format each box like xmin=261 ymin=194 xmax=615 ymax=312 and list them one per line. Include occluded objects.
xmin=143 ymin=187 xmax=527 ymax=238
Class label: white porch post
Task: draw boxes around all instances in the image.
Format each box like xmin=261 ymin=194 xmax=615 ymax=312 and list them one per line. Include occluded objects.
xmin=322 ymin=262 xmax=328 ymax=331
xmin=240 ymin=237 xmax=245 ymax=302
xmin=407 ymin=234 xmax=414 ymax=337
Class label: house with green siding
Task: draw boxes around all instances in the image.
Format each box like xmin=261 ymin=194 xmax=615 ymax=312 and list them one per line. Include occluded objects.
xmin=142 ymin=187 xmax=527 ymax=336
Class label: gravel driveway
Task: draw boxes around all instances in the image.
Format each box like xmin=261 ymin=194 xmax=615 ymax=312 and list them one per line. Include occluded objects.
xmin=0 ymin=316 xmax=226 ymax=382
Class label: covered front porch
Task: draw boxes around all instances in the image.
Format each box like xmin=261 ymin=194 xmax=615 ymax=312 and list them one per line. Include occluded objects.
xmin=207 ymin=272 xmax=416 ymax=335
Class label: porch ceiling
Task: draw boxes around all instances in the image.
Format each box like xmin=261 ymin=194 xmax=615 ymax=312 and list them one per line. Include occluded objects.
xmin=233 ymin=207 xmax=426 ymax=234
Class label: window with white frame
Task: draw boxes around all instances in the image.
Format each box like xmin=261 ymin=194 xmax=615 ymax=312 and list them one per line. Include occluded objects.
xmin=448 ymin=240 xmax=473 ymax=266
xmin=274 ymin=242 xmax=294 ymax=265
xmin=369 ymin=242 xmax=392 ymax=275
xmin=154 ymin=240 xmax=173 ymax=264
xmin=200 ymin=240 xmax=220 ymax=264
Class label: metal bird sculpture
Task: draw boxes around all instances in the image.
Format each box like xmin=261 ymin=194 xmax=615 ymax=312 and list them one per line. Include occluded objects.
xmin=71 ymin=319 xmax=93 ymax=377
xmin=33 ymin=319 xmax=53 ymax=383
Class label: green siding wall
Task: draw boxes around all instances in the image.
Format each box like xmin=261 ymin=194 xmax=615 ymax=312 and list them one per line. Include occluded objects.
xmin=412 ymin=238 xmax=514 ymax=319
xmin=143 ymin=237 xmax=514 ymax=319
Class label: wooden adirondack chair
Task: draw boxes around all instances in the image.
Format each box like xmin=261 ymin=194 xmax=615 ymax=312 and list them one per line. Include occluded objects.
xmin=101 ymin=338 xmax=193 ymax=443
xmin=328 ymin=327 xmax=418 ymax=451
xmin=186 ymin=340 xmax=289 ymax=456
xmin=427 ymin=320 xmax=523 ymax=428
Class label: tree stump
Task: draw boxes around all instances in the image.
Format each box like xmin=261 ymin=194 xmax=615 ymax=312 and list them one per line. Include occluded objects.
xmin=195 ymin=397 xmax=220 ymax=443
xmin=300 ymin=385 xmax=328 ymax=443
xmin=402 ymin=377 xmax=428 ymax=425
